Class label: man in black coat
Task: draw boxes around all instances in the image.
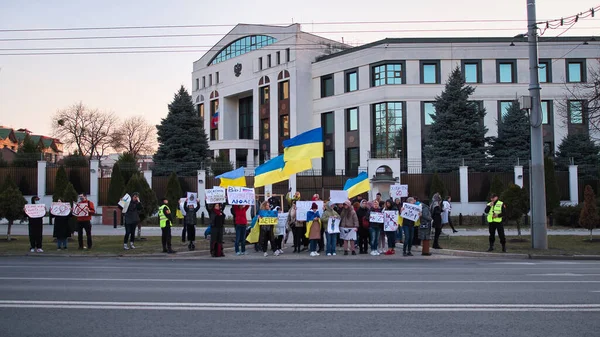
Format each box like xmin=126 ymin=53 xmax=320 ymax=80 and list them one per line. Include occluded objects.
xmin=122 ymin=193 xmax=142 ymax=250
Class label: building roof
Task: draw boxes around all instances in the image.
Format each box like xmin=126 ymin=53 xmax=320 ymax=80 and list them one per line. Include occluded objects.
xmin=315 ymin=35 xmax=595 ymax=62
xmin=14 ymin=131 xmax=26 ymax=142
xmin=0 ymin=128 xmax=13 ymax=139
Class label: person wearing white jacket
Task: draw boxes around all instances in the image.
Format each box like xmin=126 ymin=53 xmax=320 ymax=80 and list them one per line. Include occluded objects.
xmin=442 ymin=196 xmax=458 ymax=234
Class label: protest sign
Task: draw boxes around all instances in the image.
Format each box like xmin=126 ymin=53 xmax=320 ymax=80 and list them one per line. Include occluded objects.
xmin=276 ymin=213 xmax=288 ymax=236
xmin=257 ymin=209 xmax=278 ymax=225
xmin=118 ymin=193 xmax=131 ymax=212
xmin=72 ymin=202 xmax=89 ymax=217
xmin=401 ymin=203 xmax=422 ymax=222
xmin=369 ymin=212 xmax=384 ymax=223
xmin=296 ymin=201 xmax=324 ymax=221
xmin=24 ymin=204 xmax=46 ymax=218
xmin=205 ymin=188 xmax=225 ymax=204
xmin=186 ymin=192 xmax=198 ymax=206
xmin=340 ymin=227 xmax=357 ymax=241
xmin=227 ymin=187 xmax=255 ymax=206
xmin=383 ymin=210 xmax=399 ymax=231
xmin=390 ymin=184 xmax=408 ymax=199
xmin=327 ymin=217 xmax=340 ymax=234
xmin=50 ymin=202 xmax=71 ymax=216
xmin=329 ymin=190 xmax=348 ymax=204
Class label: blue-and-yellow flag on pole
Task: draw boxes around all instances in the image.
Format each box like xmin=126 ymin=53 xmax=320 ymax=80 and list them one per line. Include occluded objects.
xmin=343 ymin=172 xmax=370 ymax=198
xmin=283 ymin=127 xmax=323 ymax=162
xmin=281 ymin=158 xmax=312 ymax=176
xmin=254 ymin=155 xmax=287 ymax=188
xmin=216 ymin=167 xmax=246 ymax=187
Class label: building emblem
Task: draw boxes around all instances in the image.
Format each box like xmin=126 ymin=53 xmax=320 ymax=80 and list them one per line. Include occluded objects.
xmin=234 ymin=63 xmax=242 ymax=77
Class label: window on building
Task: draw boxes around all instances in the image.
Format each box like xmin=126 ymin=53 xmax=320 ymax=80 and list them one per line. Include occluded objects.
xmin=497 ymin=60 xmax=517 ymax=83
xmin=346 ymin=147 xmax=359 ymax=175
xmin=210 ymin=99 xmax=219 ymax=140
xmin=321 ymin=74 xmax=334 ymax=98
xmin=260 ymin=119 xmax=270 ymax=140
xmin=209 ymin=74 xmax=213 ymax=86
xmin=423 ymin=102 xmax=436 ymax=125
xmin=195 ymin=78 xmax=199 ymax=90
xmin=538 ymin=59 xmax=552 ymax=83
xmin=346 ymin=108 xmax=358 ymax=131
xmin=323 ymin=150 xmax=335 ymax=176
xmin=372 ymin=63 xmax=405 ymax=86
xmin=567 ymin=59 xmax=586 ymax=83
xmin=540 ymin=100 xmax=551 ymax=125
xmin=258 ymin=57 xmax=263 ymax=70
xmin=260 ymin=86 xmax=269 ymax=105
xmin=197 ymin=103 xmax=205 ymax=120
xmin=215 ymin=72 xmax=219 ymax=84
xmin=267 ymin=54 xmax=272 ymax=68
xmin=372 ymin=102 xmax=405 ymax=158
xmin=209 ymin=35 xmax=276 ymax=65
xmin=279 ymin=115 xmax=289 ymax=138
xmin=462 ymin=60 xmax=481 ymax=83
xmin=420 ymin=60 xmax=440 ymax=84
xmin=278 ymin=81 xmax=289 ymax=100
xmin=276 ymin=51 xmax=281 ymax=65
xmin=498 ymin=101 xmax=514 ymax=122
xmin=202 ymin=76 xmax=206 ymax=88
xmin=210 ymin=129 xmax=218 ymax=141
xmin=239 ymin=97 xmax=253 ymax=140
xmin=286 ymin=48 xmax=290 ymax=62
xmin=568 ymin=100 xmax=584 ymax=124
xmin=323 ymin=112 xmax=334 ymax=135
xmin=345 ymin=70 xmax=358 ymax=92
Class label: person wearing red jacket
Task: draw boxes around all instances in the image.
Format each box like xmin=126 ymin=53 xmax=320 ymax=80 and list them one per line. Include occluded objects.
xmin=76 ymin=194 xmax=96 ymax=250
xmin=232 ymin=204 xmax=250 ymax=255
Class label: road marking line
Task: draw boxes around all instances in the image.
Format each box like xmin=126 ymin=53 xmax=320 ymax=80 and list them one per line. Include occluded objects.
xmin=528 ymin=273 xmax=600 ymax=277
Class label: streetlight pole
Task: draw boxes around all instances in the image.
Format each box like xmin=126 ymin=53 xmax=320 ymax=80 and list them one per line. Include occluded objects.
xmin=526 ymin=0 xmax=548 ymax=249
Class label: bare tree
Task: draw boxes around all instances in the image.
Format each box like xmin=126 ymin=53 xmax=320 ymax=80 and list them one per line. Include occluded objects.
xmin=84 ymin=110 xmax=119 ymax=160
xmin=112 ymin=116 xmax=157 ymax=157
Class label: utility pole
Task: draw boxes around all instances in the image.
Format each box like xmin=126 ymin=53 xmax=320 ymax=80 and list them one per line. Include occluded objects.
xmin=526 ymin=0 xmax=548 ymax=249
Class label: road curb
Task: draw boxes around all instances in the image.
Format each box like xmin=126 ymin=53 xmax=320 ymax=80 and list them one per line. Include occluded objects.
xmin=431 ymin=248 xmax=530 ymax=259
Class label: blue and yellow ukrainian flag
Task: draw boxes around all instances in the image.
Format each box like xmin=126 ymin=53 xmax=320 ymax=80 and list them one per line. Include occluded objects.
xmin=216 ymin=167 xmax=246 ymax=187
xmin=281 ymin=158 xmax=312 ymax=176
xmin=283 ymin=127 xmax=323 ymax=162
xmin=343 ymin=172 xmax=370 ymax=198
xmin=254 ymin=155 xmax=287 ymax=188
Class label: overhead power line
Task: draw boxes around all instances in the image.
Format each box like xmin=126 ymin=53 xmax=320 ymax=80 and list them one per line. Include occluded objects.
xmin=538 ymin=6 xmax=600 ymax=36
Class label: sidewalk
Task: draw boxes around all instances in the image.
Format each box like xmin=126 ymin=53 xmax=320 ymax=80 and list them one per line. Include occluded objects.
xmin=0 ymin=224 xmax=592 ymax=237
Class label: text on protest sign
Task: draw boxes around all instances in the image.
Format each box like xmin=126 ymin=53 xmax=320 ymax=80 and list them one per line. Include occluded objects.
xmin=369 ymin=212 xmax=384 ymax=223
xmin=401 ymin=203 xmax=422 ymax=222
xmin=186 ymin=192 xmax=198 ymax=206
xmin=390 ymin=184 xmax=409 ymax=199
xmin=383 ymin=210 xmax=399 ymax=231
xmin=329 ymin=190 xmax=348 ymax=204
xmin=50 ymin=202 xmax=71 ymax=216
xmin=227 ymin=187 xmax=255 ymax=206
xmin=205 ymin=188 xmax=226 ymax=204
xmin=118 ymin=193 xmax=131 ymax=212
xmin=327 ymin=218 xmax=340 ymax=234
xmin=25 ymin=204 xmax=46 ymax=218
xmin=72 ymin=203 xmax=89 ymax=217
xmin=296 ymin=201 xmax=324 ymax=221
xmin=276 ymin=213 xmax=288 ymax=236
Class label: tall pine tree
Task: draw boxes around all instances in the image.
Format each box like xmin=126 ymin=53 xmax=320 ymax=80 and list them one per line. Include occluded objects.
xmin=556 ymin=133 xmax=600 ymax=180
xmin=489 ymin=101 xmax=530 ymax=171
xmin=424 ymin=67 xmax=488 ymax=172
xmin=153 ymin=86 xmax=210 ymax=176
xmin=13 ymin=134 xmax=41 ymax=168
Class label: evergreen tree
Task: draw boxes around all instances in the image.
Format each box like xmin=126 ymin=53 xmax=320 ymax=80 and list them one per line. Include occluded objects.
xmin=556 ymin=133 xmax=600 ymax=180
xmin=0 ymin=153 xmax=8 ymax=168
xmin=18 ymin=176 xmax=31 ymax=195
xmin=69 ymin=169 xmax=83 ymax=194
xmin=153 ymin=86 xmax=210 ymax=176
xmin=62 ymin=153 xmax=88 ymax=167
xmin=429 ymin=173 xmax=447 ymax=199
xmin=12 ymin=134 xmax=41 ymax=168
xmin=107 ymin=163 xmax=126 ymax=205
xmin=489 ymin=175 xmax=506 ymax=198
xmin=211 ymin=155 xmax=234 ymax=176
xmin=165 ymin=171 xmax=183 ymax=212
xmin=544 ymin=156 xmax=561 ymax=216
xmin=424 ymin=67 xmax=488 ymax=171
xmin=125 ymin=173 xmax=157 ymax=222
xmin=53 ymin=166 xmax=69 ymax=202
xmin=62 ymin=182 xmax=79 ymax=204
xmin=117 ymin=152 xmax=138 ymax=185
xmin=0 ymin=176 xmax=27 ymax=240
xmin=501 ymin=183 xmax=530 ymax=238
xmin=579 ymin=185 xmax=600 ymax=241
xmin=489 ymin=101 xmax=530 ymax=171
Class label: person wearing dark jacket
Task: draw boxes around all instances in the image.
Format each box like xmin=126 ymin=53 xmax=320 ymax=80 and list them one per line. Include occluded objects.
xmin=431 ymin=193 xmax=443 ymax=249
xmin=52 ymin=200 xmax=72 ymax=250
xmin=27 ymin=196 xmax=44 ymax=253
xmin=383 ymin=199 xmax=397 ymax=255
xmin=232 ymin=204 xmax=250 ymax=255
xmin=356 ymin=200 xmax=370 ymax=254
xmin=208 ymin=203 xmax=226 ymax=257
xmin=484 ymin=193 xmax=507 ymax=252
xmin=401 ymin=197 xmax=417 ymax=256
xmin=122 ymin=193 xmax=142 ymax=250
xmin=183 ymin=200 xmax=201 ymax=251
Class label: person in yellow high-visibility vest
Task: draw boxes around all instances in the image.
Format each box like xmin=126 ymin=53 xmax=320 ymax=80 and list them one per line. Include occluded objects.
xmin=484 ymin=193 xmax=507 ymax=252
xmin=158 ymin=197 xmax=175 ymax=254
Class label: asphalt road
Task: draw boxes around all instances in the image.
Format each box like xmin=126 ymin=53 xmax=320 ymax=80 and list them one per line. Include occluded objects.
xmin=0 ymin=257 xmax=599 ymax=337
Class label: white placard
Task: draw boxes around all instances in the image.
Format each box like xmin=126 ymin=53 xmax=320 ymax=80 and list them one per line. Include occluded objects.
xmin=327 ymin=218 xmax=340 ymax=234
xmin=72 ymin=202 xmax=89 ymax=217
xmin=340 ymin=227 xmax=357 ymax=241
xmin=205 ymin=188 xmax=225 ymax=204
xmin=384 ymin=210 xmax=399 ymax=232
xmin=50 ymin=202 xmax=71 ymax=216
xmin=369 ymin=212 xmax=384 ymax=223
xmin=329 ymin=190 xmax=348 ymax=204
xmin=118 ymin=193 xmax=131 ymax=212
xmin=390 ymin=184 xmax=409 ymax=199
xmin=179 ymin=197 xmax=187 ymax=216
xmin=227 ymin=187 xmax=255 ymax=206
xmin=276 ymin=213 xmax=288 ymax=236
xmin=24 ymin=204 xmax=46 ymax=218
xmin=186 ymin=192 xmax=198 ymax=206
xmin=401 ymin=203 xmax=422 ymax=222
xmin=296 ymin=201 xmax=324 ymax=221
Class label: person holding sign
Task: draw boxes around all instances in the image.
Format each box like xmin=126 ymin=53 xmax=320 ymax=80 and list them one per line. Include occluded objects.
xmin=232 ymin=204 xmax=250 ymax=255
xmin=400 ymin=197 xmax=419 ymax=256
xmin=340 ymin=200 xmax=358 ymax=256
xmin=418 ymin=201 xmax=433 ymax=256
xmin=122 ymin=193 xmax=142 ymax=250
xmin=52 ymin=200 xmax=72 ymax=250
xmin=26 ymin=196 xmax=45 ymax=253
xmin=383 ymin=200 xmax=398 ymax=255
xmin=321 ymin=202 xmax=340 ymax=256
xmin=305 ymin=203 xmax=321 ymax=257
xmin=208 ymin=203 xmax=226 ymax=257
xmin=75 ymin=194 xmax=95 ymax=250
xmin=368 ymin=202 xmax=383 ymax=256
xmin=356 ymin=200 xmax=370 ymax=254
xmin=183 ymin=198 xmax=201 ymax=251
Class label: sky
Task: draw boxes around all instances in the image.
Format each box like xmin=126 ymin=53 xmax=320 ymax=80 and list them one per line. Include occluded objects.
xmin=0 ymin=0 xmax=598 ymax=141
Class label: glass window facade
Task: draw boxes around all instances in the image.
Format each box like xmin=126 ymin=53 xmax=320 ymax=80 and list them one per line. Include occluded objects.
xmin=538 ymin=61 xmax=551 ymax=83
xmin=499 ymin=101 xmax=513 ymax=122
xmin=569 ymin=101 xmax=584 ymax=124
xmin=260 ymin=86 xmax=269 ymax=105
xmin=498 ymin=62 xmax=515 ymax=83
xmin=323 ymin=112 xmax=334 ymax=135
xmin=464 ymin=63 xmax=479 ymax=83
xmin=239 ymin=97 xmax=253 ymax=140
xmin=347 ymin=108 xmax=358 ymax=131
xmin=541 ymin=100 xmax=550 ymax=125
xmin=278 ymin=81 xmax=289 ymax=100
xmin=372 ymin=63 xmax=403 ymax=86
xmin=210 ymin=35 xmax=276 ymax=65
xmin=323 ymin=150 xmax=335 ymax=176
xmin=345 ymin=71 xmax=358 ymax=92
xmin=567 ymin=61 xmax=584 ymax=83
xmin=321 ymin=75 xmax=334 ymax=97
xmin=279 ymin=115 xmax=290 ymax=138
xmin=372 ymin=102 xmax=405 ymax=158
xmin=422 ymin=63 xmax=438 ymax=84
xmin=346 ymin=147 xmax=359 ymax=175
xmin=423 ymin=102 xmax=435 ymax=125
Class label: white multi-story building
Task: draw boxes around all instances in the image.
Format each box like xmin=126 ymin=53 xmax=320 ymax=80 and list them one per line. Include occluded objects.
xmin=192 ymin=24 xmax=596 ymax=194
